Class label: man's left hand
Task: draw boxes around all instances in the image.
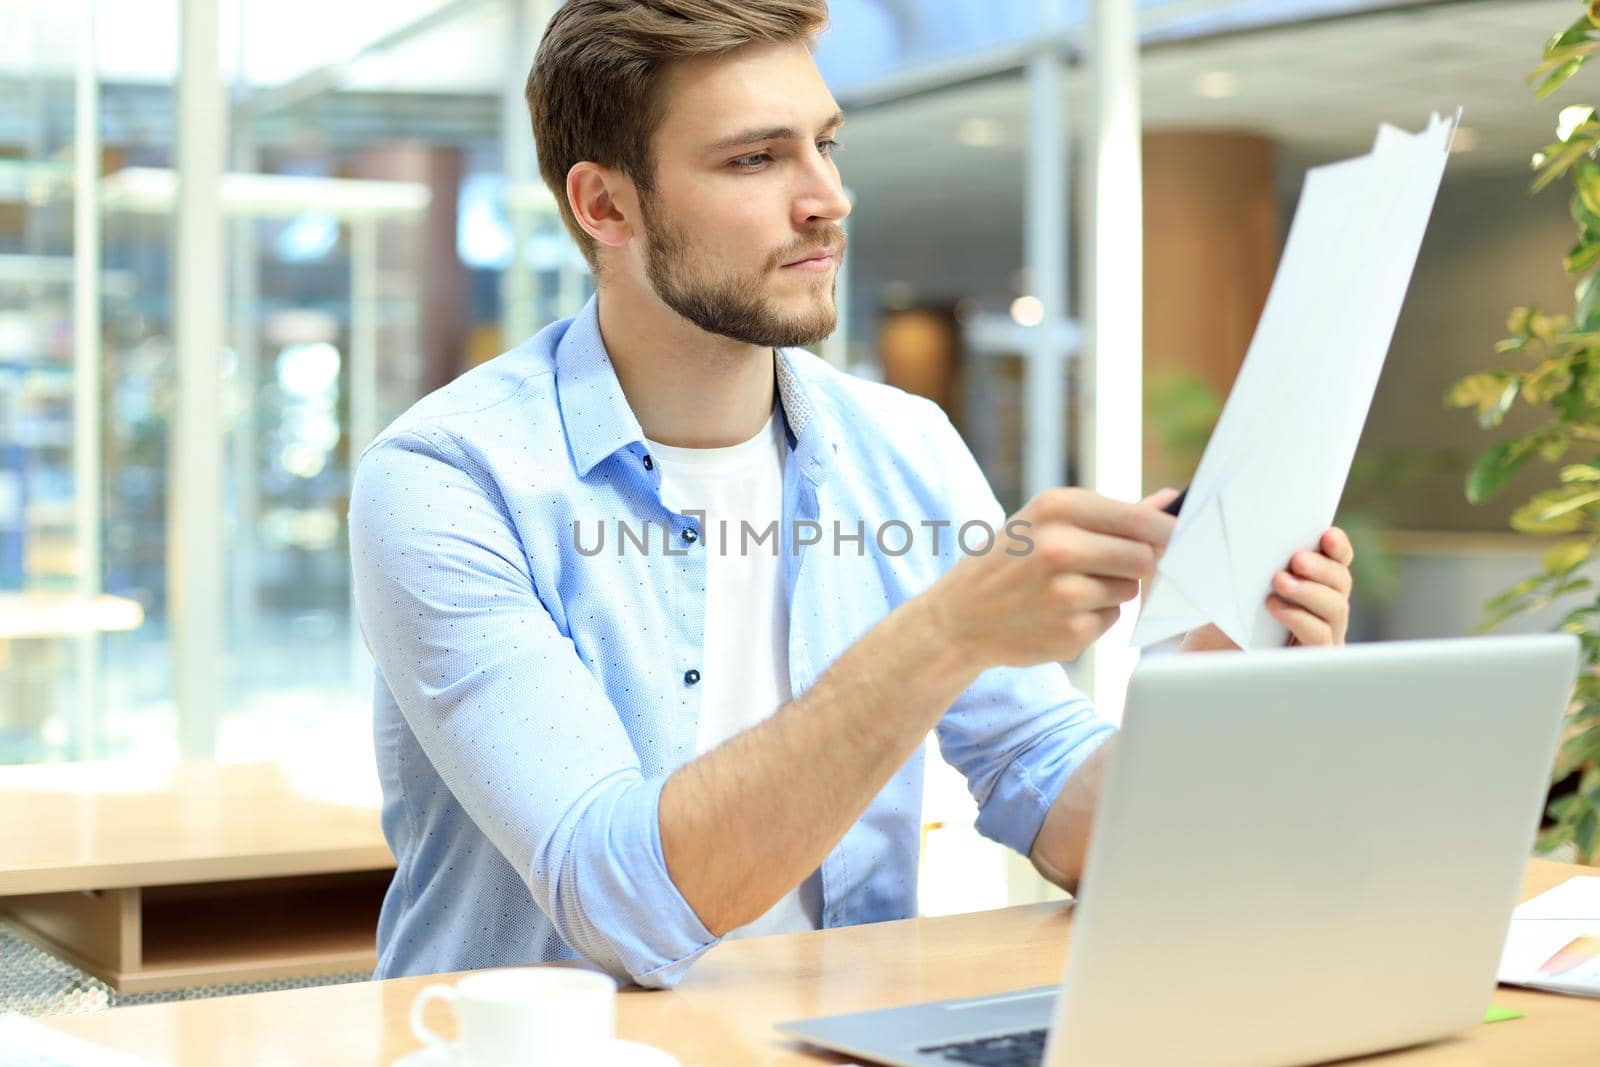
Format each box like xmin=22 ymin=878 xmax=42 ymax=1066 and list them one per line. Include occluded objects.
xmin=1179 ymin=527 xmax=1354 ymax=651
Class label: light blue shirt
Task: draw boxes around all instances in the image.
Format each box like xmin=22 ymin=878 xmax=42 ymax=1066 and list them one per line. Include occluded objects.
xmin=350 ymin=295 xmax=1114 ymax=989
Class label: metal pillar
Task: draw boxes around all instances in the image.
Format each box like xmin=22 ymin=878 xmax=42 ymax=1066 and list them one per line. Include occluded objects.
xmin=227 ymin=124 xmax=261 ymax=673
xmin=1081 ymin=0 xmax=1145 ymax=723
xmin=349 ymin=218 xmax=379 ymax=692
xmin=71 ymin=0 xmax=102 ymax=758
xmin=1022 ymin=0 xmax=1068 ymax=499
xmin=500 ymin=0 xmax=539 ymax=347
xmin=172 ymin=0 xmax=227 ymax=755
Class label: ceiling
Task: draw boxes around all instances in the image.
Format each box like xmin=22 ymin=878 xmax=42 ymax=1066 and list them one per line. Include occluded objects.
xmin=824 ymin=0 xmax=1591 ymax=318
xmin=1141 ymin=0 xmax=1587 ymax=170
xmin=837 ymin=0 xmax=1589 ymax=204
xmin=3 ymin=0 xmax=1583 ymax=174
xmin=3 ymin=0 xmax=1589 ymax=318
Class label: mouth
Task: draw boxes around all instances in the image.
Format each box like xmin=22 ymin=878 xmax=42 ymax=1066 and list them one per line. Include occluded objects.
xmin=780 ymin=246 xmax=839 ymax=271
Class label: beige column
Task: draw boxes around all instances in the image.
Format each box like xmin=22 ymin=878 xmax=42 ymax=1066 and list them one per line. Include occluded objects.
xmin=1142 ymin=130 xmax=1278 ymax=399
xmin=1142 ymin=130 xmax=1278 ymax=488
xmin=354 ymin=144 xmax=469 ymax=398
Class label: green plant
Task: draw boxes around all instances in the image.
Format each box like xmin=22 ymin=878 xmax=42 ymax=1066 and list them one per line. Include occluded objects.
xmin=1444 ymin=5 xmax=1600 ymax=863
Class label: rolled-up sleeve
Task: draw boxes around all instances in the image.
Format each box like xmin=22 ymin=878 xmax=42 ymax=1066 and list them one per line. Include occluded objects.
xmin=920 ymin=406 xmax=1117 ymax=856
xmin=350 ymin=430 xmax=718 ymax=987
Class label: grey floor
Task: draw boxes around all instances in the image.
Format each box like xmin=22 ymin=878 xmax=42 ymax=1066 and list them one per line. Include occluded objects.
xmin=0 ymin=922 xmax=370 ymax=1018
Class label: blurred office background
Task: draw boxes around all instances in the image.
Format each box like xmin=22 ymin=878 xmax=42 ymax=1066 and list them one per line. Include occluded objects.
xmin=1 ymin=0 xmax=1590 ymax=912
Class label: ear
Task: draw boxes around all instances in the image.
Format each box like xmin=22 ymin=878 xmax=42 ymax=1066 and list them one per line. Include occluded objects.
xmin=566 ymin=162 xmax=636 ymax=252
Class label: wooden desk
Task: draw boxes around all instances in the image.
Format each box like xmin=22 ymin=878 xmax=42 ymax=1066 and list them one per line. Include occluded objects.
xmin=0 ymin=760 xmax=394 ymax=993
xmin=40 ymin=859 xmax=1600 ymax=1065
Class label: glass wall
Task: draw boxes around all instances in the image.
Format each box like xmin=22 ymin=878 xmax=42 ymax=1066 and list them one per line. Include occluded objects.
xmin=1 ymin=2 xmax=109 ymax=761
xmin=0 ymin=0 xmax=533 ymax=764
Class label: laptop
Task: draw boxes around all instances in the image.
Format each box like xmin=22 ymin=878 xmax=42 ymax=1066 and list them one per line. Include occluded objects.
xmin=777 ymin=634 xmax=1578 ymax=1067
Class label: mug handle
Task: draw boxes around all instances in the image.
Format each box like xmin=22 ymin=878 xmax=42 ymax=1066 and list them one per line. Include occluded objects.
xmin=409 ymin=983 xmax=459 ymax=1049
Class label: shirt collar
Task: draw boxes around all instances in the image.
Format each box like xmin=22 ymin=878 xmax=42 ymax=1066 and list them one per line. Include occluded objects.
xmin=554 ymin=293 xmax=830 ymax=482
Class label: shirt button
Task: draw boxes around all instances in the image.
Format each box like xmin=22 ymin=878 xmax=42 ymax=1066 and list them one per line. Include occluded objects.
xmin=684 ymin=669 xmax=701 ymax=686
xmin=682 ymin=528 xmax=698 ymax=544
xmin=642 ymin=454 xmax=654 ymax=471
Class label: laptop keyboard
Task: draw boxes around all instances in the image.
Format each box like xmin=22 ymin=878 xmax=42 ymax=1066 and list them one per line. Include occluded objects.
xmin=918 ymin=1027 xmax=1048 ymax=1066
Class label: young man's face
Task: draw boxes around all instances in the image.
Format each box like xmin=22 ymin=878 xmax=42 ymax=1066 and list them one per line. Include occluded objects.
xmin=637 ymin=40 xmax=851 ymax=349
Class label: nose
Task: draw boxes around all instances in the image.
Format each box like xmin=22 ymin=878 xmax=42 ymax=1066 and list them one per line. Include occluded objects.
xmin=793 ymin=147 xmax=852 ymax=228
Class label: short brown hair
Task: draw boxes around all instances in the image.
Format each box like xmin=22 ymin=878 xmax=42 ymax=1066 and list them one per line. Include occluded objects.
xmin=526 ymin=0 xmax=830 ymax=271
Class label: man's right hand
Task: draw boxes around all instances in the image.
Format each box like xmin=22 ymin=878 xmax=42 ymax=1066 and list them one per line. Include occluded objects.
xmin=661 ymin=485 xmax=1176 ymax=938
xmin=924 ymin=487 xmax=1178 ymax=670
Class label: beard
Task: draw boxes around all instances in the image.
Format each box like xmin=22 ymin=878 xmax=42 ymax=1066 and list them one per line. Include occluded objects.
xmin=640 ymin=191 xmax=845 ymax=349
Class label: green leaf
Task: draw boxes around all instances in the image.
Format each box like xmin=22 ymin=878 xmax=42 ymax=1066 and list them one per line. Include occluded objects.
xmin=1568 ymin=732 xmax=1600 ymax=776
xmin=1531 ymin=312 xmax=1572 ymax=341
xmin=1446 ymin=371 xmax=1520 ymax=427
xmin=1530 ymin=47 xmax=1597 ymax=87
xmin=1546 ymin=14 xmax=1598 ymax=58
xmin=1570 ymin=106 xmax=1600 ymax=144
xmin=1568 ymin=239 xmax=1600 ymax=276
xmin=1539 ymin=428 xmax=1575 ymax=462
xmin=1485 ymin=574 xmax=1551 ymax=616
xmin=1575 ymin=160 xmax=1600 ymax=221
xmin=1508 ymin=307 xmax=1534 ymax=335
xmin=1577 ymin=271 xmax=1600 ymax=330
xmin=1577 ymin=806 xmax=1598 ymax=861
xmin=1560 ymin=462 xmax=1600 ymax=482
xmin=1511 ymin=486 xmax=1600 ymax=533
xmin=1551 ymin=576 xmax=1594 ymax=598
xmin=1533 ymin=133 xmax=1600 ymax=193
xmin=1550 ymin=791 xmax=1583 ymax=820
xmin=1467 ymin=440 xmax=1533 ymax=504
xmin=1545 ymin=540 xmax=1594 ymax=575
xmin=1535 ymin=58 xmax=1590 ymax=101
xmin=1524 ymin=354 xmax=1576 ymax=402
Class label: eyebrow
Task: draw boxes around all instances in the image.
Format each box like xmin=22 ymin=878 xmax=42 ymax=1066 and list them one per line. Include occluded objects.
xmin=706 ymin=110 xmax=846 ymax=153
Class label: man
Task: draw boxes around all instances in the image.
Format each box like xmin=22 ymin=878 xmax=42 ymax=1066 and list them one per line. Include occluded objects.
xmin=350 ymin=0 xmax=1354 ymax=990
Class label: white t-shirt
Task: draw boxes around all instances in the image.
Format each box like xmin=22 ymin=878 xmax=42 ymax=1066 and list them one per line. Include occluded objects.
xmin=644 ymin=410 xmax=822 ymax=939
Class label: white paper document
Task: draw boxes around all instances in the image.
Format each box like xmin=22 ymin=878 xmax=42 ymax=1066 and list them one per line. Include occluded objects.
xmin=0 ymin=1014 xmax=168 ymax=1067
xmin=1134 ymin=111 xmax=1459 ymax=650
xmin=1497 ymin=876 xmax=1600 ymax=998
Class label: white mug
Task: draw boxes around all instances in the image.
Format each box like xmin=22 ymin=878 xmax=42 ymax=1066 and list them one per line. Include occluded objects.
xmin=409 ymin=967 xmax=617 ymax=1066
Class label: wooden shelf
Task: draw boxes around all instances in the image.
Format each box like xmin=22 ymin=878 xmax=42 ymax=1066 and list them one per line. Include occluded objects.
xmin=3 ymin=870 xmax=388 ymax=994
xmin=0 ymin=760 xmax=394 ymax=898
xmin=0 ymin=760 xmax=394 ymax=993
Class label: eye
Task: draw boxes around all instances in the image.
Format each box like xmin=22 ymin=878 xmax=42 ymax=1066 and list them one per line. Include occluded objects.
xmin=731 ymin=152 xmax=772 ymax=170
xmin=818 ymin=138 xmax=842 ymax=157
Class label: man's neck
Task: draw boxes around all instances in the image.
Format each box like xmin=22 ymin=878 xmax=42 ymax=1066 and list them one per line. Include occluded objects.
xmin=595 ymin=284 xmax=776 ymax=449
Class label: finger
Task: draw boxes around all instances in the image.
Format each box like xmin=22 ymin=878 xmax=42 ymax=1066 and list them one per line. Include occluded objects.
xmin=1267 ymin=595 xmax=1336 ymax=646
xmin=1035 ymin=527 xmax=1160 ymax=580
xmin=1034 ymin=488 xmax=1176 ymax=548
xmin=1320 ymin=527 xmax=1355 ymax=567
xmin=1288 ymin=550 xmax=1353 ymax=596
xmin=1081 ymin=605 xmax=1123 ymax=648
xmin=1140 ymin=487 xmax=1181 ymax=511
xmin=1053 ymin=573 xmax=1142 ymax=611
xmin=1271 ymin=569 xmax=1349 ymax=627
